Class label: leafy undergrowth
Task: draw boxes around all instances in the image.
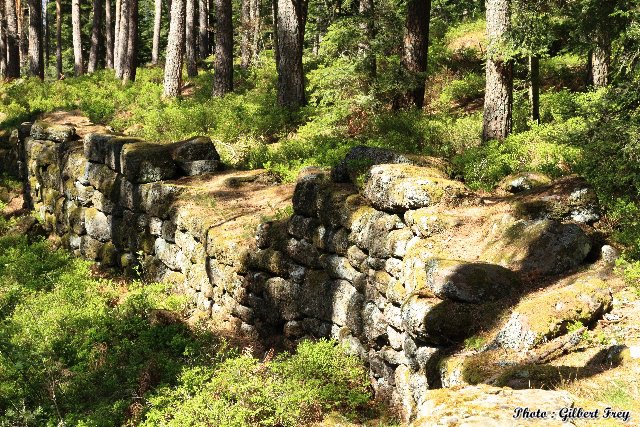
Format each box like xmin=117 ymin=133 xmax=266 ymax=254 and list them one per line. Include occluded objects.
xmin=0 ymin=227 xmax=376 ymax=426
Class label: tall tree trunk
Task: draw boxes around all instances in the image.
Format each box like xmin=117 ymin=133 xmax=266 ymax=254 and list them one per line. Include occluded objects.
xmin=251 ymin=0 xmax=260 ymax=62
xmin=240 ymin=0 xmax=251 ymax=68
xmin=0 ymin=0 xmax=7 ymax=78
xmin=185 ymin=0 xmax=197 ymax=76
xmin=114 ymin=0 xmax=121 ymax=72
xmin=151 ymin=0 xmax=161 ymax=64
xmin=17 ymin=0 xmax=27 ymax=67
xmin=529 ymin=55 xmax=539 ymax=124
xmin=115 ymin=0 xmax=128 ymax=78
xmin=72 ymin=0 xmax=83 ymax=75
xmin=271 ymin=0 xmax=278 ymax=64
xmin=359 ymin=0 xmax=375 ymax=79
xmin=163 ymin=0 xmax=185 ymax=97
xmin=27 ymin=0 xmax=44 ymax=78
xmin=88 ymin=0 xmax=103 ymax=72
xmin=400 ymin=0 xmax=430 ymax=108
xmin=482 ymin=0 xmax=512 ymax=141
xmin=44 ymin=0 xmax=49 ymax=69
xmin=275 ymin=0 xmax=306 ymax=107
xmin=212 ymin=0 xmax=232 ymax=96
xmin=5 ymin=0 xmax=20 ymax=77
xmin=122 ymin=0 xmax=136 ymax=82
xmin=197 ymin=0 xmax=208 ymax=59
xmin=105 ymin=0 xmax=113 ymax=68
xmin=55 ymin=0 xmax=61 ymax=78
xmin=590 ymin=32 xmax=610 ymax=88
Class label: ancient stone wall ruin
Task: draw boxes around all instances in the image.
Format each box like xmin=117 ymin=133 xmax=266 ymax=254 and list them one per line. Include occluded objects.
xmin=0 ymin=121 xmax=612 ymax=422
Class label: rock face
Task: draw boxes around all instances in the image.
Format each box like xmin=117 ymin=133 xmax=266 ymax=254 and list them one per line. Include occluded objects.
xmin=1 ymin=127 xmax=608 ymax=424
xmin=413 ymin=385 xmax=577 ymax=427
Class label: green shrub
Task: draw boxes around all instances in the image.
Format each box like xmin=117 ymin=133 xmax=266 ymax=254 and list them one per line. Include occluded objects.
xmin=439 ymin=72 xmax=485 ymax=106
xmin=142 ymin=339 xmax=371 ymax=427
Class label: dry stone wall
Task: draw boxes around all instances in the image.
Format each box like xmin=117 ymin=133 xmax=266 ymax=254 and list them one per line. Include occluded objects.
xmin=1 ymin=123 xmax=607 ymax=422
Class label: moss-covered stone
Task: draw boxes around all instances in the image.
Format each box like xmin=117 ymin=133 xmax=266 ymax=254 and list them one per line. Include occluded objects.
xmin=30 ymin=120 xmax=76 ymax=143
xmin=363 ymin=164 xmax=467 ymax=213
xmin=482 ymin=217 xmax=592 ymax=276
xmin=404 ymin=208 xmax=460 ymax=237
xmin=494 ymin=275 xmax=612 ymax=350
xmin=83 ymin=133 xmax=115 ymax=163
xmin=104 ymin=137 xmax=143 ymax=172
xmin=120 ymin=142 xmax=178 ymax=183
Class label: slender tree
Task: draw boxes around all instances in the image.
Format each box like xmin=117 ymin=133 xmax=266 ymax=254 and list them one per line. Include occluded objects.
xmin=400 ymin=0 xmax=429 ymax=108
xmin=590 ymin=31 xmax=610 ymax=87
xmin=529 ymin=55 xmax=540 ymax=123
xmin=212 ymin=0 xmax=233 ymax=96
xmin=163 ymin=0 xmax=185 ymax=97
xmin=105 ymin=0 xmax=113 ymax=68
xmin=27 ymin=0 xmax=44 ymax=78
xmin=122 ymin=0 xmax=137 ymax=82
xmin=44 ymin=0 xmax=49 ymax=69
xmin=359 ymin=0 xmax=375 ymax=79
xmin=55 ymin=0 xmax=62 ymax=78
xmin=151 ymin=0 xmax=161 ymax=64
xmin=17 ymin=0 xmax=26 ymax=66
xmin=198 ymin=0 xmax=208 ymax=59
xmin=114 ymin=0 xmax=121 ymax=71
xmin=0 ymin=0 xmax=7 ymax=78
xmin=240 ymin=0 xmax=251 ymax=68
xmin=4 ymin=0 xmax=20 ymax=77
xmin=115 ymin=0 xmax=129 ymax=78
xmin=483 ymin=0 xmax=513 ymax=141
xmin=251 ymin=0 xmax=260 ymax=63
xmin=274 ymin=0 xmax=307 ymax=107
xmin=88 ymin=0 xmax=104 ymax=72
xmin=72 ymin=0 xmax=84 ymax=75
xmin=185 ymin=0 xmax=197 ymax=76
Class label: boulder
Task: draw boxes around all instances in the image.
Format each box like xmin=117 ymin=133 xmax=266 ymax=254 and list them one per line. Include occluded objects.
xmin=30 ymin=120 xmax=76 ymax=143
xmin=413 ymin=385 xmax=577 ymax=427
xmin=482 ymin=217 xmax=592 ymax=276
xmin=499 ymin=172 xmax=552 ymax=193
xmin=120 ymin=142 xmax=178 ymax=183
xmin=404 ymin=208 xmax=460 ymax=237
xmin=424 ymin=259 xmax=521 ymax=303
xmin=84 ymin=207 xmax=112 ymax=242
xmin=170 ymin=136 xmax=221 ymax=176
xmin=493 ymin=275 xmax=612 ymax=351
xmin=332 ymin=145 xmax=451 ymax=184
xmin=363 ymin=164 xmax=467 ymax=213
xmin=83 ymin=133 xmax=115 ymax=163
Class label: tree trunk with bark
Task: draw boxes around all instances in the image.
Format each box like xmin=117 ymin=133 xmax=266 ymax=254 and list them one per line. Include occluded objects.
xmin=4 ymin=0 xmax=20 ymax=77
xmin=56 ymin=0 xmax=62 ymax=78
xmin=590 ymin=32 xmax=610 ymax=88
xmin=185 ymin=0 xmax=197 ymax=76
xmin=17 ymin=0 xmax=27 ymax=67
xmin=105 ymin=0 xmax=113 ymax=68
xmin=251 ymin=0 xmax=260 ymax=62
xmin=88 ymin=0 xmax=103 ymax=72
xmin=359 ymin=0 xmax=375 ymax=79
xmin=72 ymin=0 xmax=84 ymax=75
xmin=197 ymin=0 xmax=208 ymax=59
xmin=275 ymin=0 xmax=306 ymax=107
xmin=212 ymin=0 xmax=233 ymax=96
xmin=0 ymin=0 xmax=7 ymax=78
xmin=122 ymin=0 xmax=137 ymax=82
xmin=115 ymin=0 xmax=128 ymax=78
xmin=27 ymin=0 xmax=44 ymax=78
xmin=482 ymin=0 xmax=512 ymax=141
xmin=151 ymin=0 xmax=161 ymax=64
xmin=400 ymin=0 xmax=430 ymax=109
xmin=163 ymin=0 xmax=185 ymax=97
xmin=240 ymin=0 xmax=253 ymax=68
xmin=529 ymin=55 xmax=539 ymax=124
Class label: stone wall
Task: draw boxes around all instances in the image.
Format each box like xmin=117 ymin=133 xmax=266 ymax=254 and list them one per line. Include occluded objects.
xmin=1 ymin=123 xmax=607 ymax=422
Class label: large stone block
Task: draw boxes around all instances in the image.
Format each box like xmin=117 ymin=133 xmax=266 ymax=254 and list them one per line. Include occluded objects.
xmin=363 ymin=164 xmax=467 ymax=213
xmin=104 ymin=137 xmax=143 ymax=172
xmin=171 ymin=136 xmax=221 ymax=176
xmin=30 ymin=120 xmax=76 ymax=143
xmin=85 ymin=207 xmax=112 ymax=242
xmin=120 ymin=142 xmax=177 ymax=183
xmin=86 ymin=162 xmax=119 ymax=197
xmin=83 ymin=133 xmax=115 ymax=163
